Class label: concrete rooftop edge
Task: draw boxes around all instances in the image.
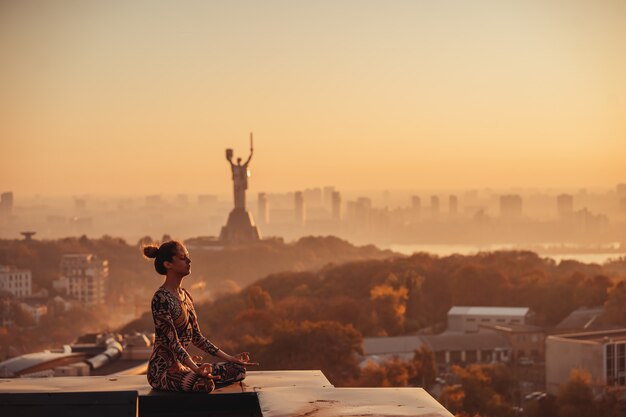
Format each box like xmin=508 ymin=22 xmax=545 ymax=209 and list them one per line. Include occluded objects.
xmin=0 ymin=370 xmax=454 ymax=417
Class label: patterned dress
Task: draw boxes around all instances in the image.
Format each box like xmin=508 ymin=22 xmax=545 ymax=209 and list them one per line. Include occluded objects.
xmin=147 ymin=287 xmax=246 ymax=392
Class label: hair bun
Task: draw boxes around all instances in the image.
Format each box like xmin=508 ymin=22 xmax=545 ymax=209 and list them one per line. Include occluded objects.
xmin=143 ymin=246 xmax=159 ymax=259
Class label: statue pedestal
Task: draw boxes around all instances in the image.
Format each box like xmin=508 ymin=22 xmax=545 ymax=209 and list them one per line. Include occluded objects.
xmin=219 ymin=209 xmax=261 ymax=243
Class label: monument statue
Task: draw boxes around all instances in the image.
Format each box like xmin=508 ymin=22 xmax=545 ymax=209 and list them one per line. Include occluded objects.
xmin=219 ymin=133 xmax=261 ymax=243
xmin=226 ymin=134 xmax=253 ymax=210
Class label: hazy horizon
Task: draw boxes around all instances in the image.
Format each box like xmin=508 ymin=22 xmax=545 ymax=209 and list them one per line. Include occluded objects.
xmin=1 ymin=1 xmax=625 ymax=196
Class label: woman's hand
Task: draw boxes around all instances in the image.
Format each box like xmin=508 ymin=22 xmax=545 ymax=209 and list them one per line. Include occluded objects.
xmin=195 ymin=363 xmax=221 ymax=380
xmin=233 ymin=352 xmax=259 ymax=367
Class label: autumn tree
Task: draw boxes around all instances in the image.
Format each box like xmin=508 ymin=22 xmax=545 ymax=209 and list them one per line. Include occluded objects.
xmin=446 ymin=364 xmax=515 ymax=417
xmin=249 ymin=320 xmax=362 ymax=385
xmin=603 ymin=280 xmax=626 ymax=326
xmin=556 ymin=369 xmax=595 ymax=417
xmin=410 ymin=345 xmax=437 ymax=387
xmin=356 ymin=357 xmax=410 ymax=387
xmin=369 ymin=278 xmax=408 ymax=336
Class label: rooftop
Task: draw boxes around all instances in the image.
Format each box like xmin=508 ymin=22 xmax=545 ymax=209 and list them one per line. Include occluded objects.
xmin=548 ymin=328 xmax=626 ymax=344
xmin=363 ymin=335 xmax=423 ymax=356
xmin=448 ymin=306 xmax=529 ymax=317
xmin=422 ymin=331 xmax=510 ymax=351
xmin=0 ymin=370 xmax=454 ymax=417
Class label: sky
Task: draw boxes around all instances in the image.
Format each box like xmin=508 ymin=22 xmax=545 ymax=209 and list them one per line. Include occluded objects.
xmin=1 ymin=0 xmax=625 ymax=197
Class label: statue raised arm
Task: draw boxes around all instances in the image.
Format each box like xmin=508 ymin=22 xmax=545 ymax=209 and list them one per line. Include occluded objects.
xmin=243 ymin=133 xmax=253 ymax=167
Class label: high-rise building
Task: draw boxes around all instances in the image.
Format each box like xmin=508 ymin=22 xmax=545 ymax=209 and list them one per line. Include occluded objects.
xmin=0 ymin=192 xmax=13 ymax=215
xmin=430 ymin=196 xmax=440 ymax=216
xmin=323 ymin=186 xmax=335 ymax=206
xmin=618 ymin=184 xmax=626 ymax=212
xmin=499 ymin=195 xmax=523 ymax=219
xmin=198 ymin=194 xmax=218 ymax=206
xmin=411 ymin=196 xmax=421 ymax=217
xmin=449 ymin=195 xmax=458 ymax=215
xmin=257 ymin=193 xmax=269 ymax=224
xmin=57 ymin=254 xmax=108 ymax=307
xmin=303 ymin=188 xmax=322 ymax=207
xmin=331 ymin=191 xmax=341 ymax=221
xmin=176 ymin=194 xmax=189 ymax=206
xmin=0 ymin=265 xmax=32 ymax=298
xmin=294 ymin=191 xmax=305 ymax=226
xmin=556 ymin=194 xmax=574 ymax=220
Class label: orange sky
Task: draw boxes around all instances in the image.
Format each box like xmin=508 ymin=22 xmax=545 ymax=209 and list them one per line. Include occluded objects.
xmin=1 ymin=1 xmax=624 ymax=196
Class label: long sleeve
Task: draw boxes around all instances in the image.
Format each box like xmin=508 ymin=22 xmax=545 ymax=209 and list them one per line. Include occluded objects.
xmin=152 ymin=292 xmax=192 ymax=364
xmin=184 ymin=290 xmax=220 ymax=356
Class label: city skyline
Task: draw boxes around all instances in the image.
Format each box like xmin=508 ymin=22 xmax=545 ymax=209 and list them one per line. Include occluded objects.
xmin=1 ymin=1 xmax=625 ymax=196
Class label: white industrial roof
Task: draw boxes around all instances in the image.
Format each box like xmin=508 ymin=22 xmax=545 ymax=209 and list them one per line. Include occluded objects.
xmin=448 ymin=306 xmax=529 ymax=317
xmin=362 ymin=336 xmax=424 ymax=356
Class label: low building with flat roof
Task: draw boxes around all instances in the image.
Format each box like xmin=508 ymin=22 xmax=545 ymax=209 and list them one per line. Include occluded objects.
xmin=447 ymin=306 xmax=532 ymax=332
xmin=362 ymin=331 xmax=512 ymax=371
xmin=546 ymin=328 xmax=626 ymax=395
xmin=479 ymin=323 xmax=545 ymax=361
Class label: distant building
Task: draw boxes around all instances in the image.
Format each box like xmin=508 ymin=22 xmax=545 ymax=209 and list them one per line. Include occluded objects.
xmin=556 ymin=194 xmax=574 ymax=220
xmin=74 ymin=198 xmax=86 ymax=210
xmin=354 ymin=197 xmax=372 ymax=226
xmin=55 ymin=254 xmax=109 ymax=307
xmin=546 ymin=329 xmax=626 ymax=395
xmin=411 ymin=195 xmax=421 ymax=213
xmin=362 ymin=335 xmax=425 ymax=363
xmin=18 ymin=300 xmax=48 ymax=324
xmin=447 ymin=306 xmax=533 ymax=333
xmin=294 ymin=192 xmax=305 ymax=226
xmin=0 ymin=191 xmax=13 ymax=215
xmin=198 ymin=194 xmax=218 ymax=206
xmin=430 ymin=196 xmax=440 ymax=216
xmin=554 ymin=306 xmax=610 ymax=333
xmin=323 ymin=186 xmax=335 ymax=207
xmin=421 ymin=332 xmax=511 ymax=369
xmin=145 ymin=195 xmax=163 ymax=207
xmin=448 ymin=195 xmax=458 ymax=216
xmin=617 ymin=183 xmax=626 ymax=197
xmin=362 ymin=333 xmax=512 ymax=371
xmin=331 ymin=191 xmax=341 ymax=221
xmin=303 ymin=188 xmax=322 ymax=207
xmin=499 ymin=194 xmax=522 ymax=219
xmin=257 ymin=193 xmax=269 ymax=224
xmin=573 ymin=208 xmax=609 ymax=232
xmin=0 ymin=265 xmax=32 ymax=298
xmin=176 ymin=194 xmax=189 ymax=206
xmin=479 ymin=324 xmax=545 ymax=361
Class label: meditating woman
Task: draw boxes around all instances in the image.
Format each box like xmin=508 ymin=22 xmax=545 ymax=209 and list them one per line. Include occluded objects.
xmin=144 ymin=240 xmax=257 ymax=392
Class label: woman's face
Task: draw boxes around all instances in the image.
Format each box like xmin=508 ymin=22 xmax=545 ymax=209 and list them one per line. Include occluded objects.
xmin=168 ymin=245 xmax=191 ymax=277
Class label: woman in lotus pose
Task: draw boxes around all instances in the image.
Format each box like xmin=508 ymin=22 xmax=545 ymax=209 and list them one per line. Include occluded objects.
xmin=144 ymin=240 xmax=257 ymax=392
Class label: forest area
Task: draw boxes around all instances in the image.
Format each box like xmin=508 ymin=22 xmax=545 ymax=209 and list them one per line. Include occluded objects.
xmin=122 ymin=248 xmax=626 ymax=416
xmin=2 ymin=236 xmax=626 ymax=416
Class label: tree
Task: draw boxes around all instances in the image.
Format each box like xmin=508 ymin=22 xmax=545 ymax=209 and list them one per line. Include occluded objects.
xmin=356 ymin=357 xmax=410 ymax=387
xmin=603 ymin=280 xmax=626 ymax=326
xmin=556 ymin=369 xmax=595 ymax=417
xmin=246 ymin=285 xmax=273 ymax=310
xmin=448 ymin=364 xmax=515 ymax=417
xmin=410 ymin=345 xmax=437 ymax=387
xmin=369 ymin=282 xmax=408 ymax=335
xmin=252 ymin=320 xmax=362 ymax=385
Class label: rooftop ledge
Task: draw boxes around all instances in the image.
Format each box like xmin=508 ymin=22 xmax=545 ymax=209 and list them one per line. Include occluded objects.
xmin=0 ymin=370 xmax=453 ymax=417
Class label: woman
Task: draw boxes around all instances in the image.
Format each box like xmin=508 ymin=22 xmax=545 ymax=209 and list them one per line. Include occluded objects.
xmin=144 ymin=240 xmax=257 ymax=392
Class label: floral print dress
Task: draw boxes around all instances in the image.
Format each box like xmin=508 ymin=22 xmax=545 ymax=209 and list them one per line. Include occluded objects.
xmin=147 ymin=287 xmax=245 ymax=392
